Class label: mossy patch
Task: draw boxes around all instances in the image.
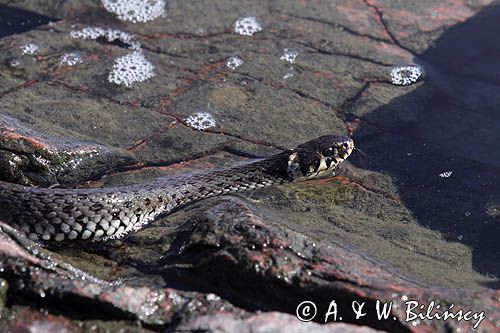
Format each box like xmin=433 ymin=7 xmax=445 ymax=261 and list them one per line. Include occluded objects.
xmin=287 ymin=178 xmax=355 ymax=206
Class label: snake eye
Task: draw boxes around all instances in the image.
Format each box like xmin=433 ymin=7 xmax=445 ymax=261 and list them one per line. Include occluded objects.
xmin=322 ymin=147 xmax=334 ymax=156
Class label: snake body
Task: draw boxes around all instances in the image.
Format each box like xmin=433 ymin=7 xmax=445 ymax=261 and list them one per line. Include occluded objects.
xmin=0 ymin=135 xmax=354 ymax=243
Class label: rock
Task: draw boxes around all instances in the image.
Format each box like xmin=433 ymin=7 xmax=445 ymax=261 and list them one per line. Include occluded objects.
xmin=0 ymin=221 xmax=247 ymax=330
xmin=175 ymin=312 xmax=382 ymax=333
xmin=162 ymin=197 xmax=500 ymax=332
xmin=0 ymin=113 xmax=135 ymax=186
xmin=1 ymin=1 xmax=500 ymax=332
xmin=9 ymin=308 xmax=81 ymax=333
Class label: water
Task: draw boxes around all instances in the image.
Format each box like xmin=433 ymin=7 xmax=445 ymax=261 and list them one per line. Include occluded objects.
xmin=0 ymin=5 xmax=56 ymax=38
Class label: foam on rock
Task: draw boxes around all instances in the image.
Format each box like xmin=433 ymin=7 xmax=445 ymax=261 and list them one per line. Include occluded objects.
xmin=107 ymin=51 xmax=155 ymax=87
xmin=70 ymin=26 xmax=141 ymax=50
xmin=59 ymin=52 xmax=83 ymax=67
xmin=226 ymin=56 xmax=244 ymax=70
xmin=280 ymin=48 xmax=298 ymax=63
xmin=70 ymin=26 xmax=155 ymax=87
xmin=185 ymin=112 xmax=216 ymax=130
xmin=101 ymin=0 xmax=166 ymax=23
xmin=234 ymin=16 xmax=263 ymax=36
xmin=20 ymin=43 xmax=39 ymax=55
xmin=390 ymin=65 xmax=424 ymax=86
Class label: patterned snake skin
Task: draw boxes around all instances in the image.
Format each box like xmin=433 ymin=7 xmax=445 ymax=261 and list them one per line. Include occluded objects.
xmin=0 ymin=135 xmax=354 ymax=243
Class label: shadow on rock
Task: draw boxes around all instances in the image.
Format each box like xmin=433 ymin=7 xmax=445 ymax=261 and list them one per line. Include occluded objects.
xmin=350 ymin=1 xmax=500 ymax=282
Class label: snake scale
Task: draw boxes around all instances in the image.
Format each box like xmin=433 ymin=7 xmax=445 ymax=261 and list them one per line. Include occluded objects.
xmin=0 ymin=135 xmax=354 ymax=243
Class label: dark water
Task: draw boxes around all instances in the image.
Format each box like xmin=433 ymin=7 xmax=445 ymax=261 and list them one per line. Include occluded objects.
xmin=0 ymin=4 xmax=56 ymax=38
xmin=352 ymin=3 xmax=500 ymax=287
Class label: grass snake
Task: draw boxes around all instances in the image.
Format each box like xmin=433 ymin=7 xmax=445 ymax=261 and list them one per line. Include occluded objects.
xmin=0 ymin=134 xmax=354 ymax=243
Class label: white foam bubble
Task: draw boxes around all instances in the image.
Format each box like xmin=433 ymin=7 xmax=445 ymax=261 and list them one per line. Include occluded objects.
xmin=70 ymin=26 xmax=141 ymax=50
xmin=20 ymin=43 xmax=39 ymax=55
xmin=280 ymin=48 xmax=298 ymax=63
xmin=59 ymin=52 xmax=83 ymax=67
xmin=391 ymin=65 xmax=424 ymax=86
xmin=195 ymin=27 xmax=206 ymax=36
xmin=185 ymin=112 xmax=216 ymax=130
xmin=101 ymin=0 xmax=166 ymax=23
xmin=9 ymin=59 xmax=21 ymax=67
xmin=234 ymin=16 xmax=262 ymax=36
xmin=107 ymin=51 xmax=155 ymax=87
xmin=226 ymin=56 xmax=244 ymax=70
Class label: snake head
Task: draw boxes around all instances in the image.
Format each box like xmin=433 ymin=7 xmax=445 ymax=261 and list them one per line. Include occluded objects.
xmin=287 ymin=134 xmax=354 ymax=180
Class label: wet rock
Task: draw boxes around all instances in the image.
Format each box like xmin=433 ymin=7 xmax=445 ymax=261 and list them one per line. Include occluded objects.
xmin=0 ymin=221 xmax=248 ymax=329
xmin=163 ymin=197 xmax=500 ymax=332
xmin=175 ymin=312 xmax=382 ymax=333
xmin=0 ymin=113 xmax=135 ymax=186
xmin=1 ymin=0 xmax=500 ymax=332
xmin=9 ymin=308 xmax=80 ymax=333
xmin=358 ymin=0 xmax=483 ymax=53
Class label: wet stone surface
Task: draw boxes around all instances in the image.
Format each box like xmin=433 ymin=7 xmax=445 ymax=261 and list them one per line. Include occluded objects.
xmin=1 ymin=0 xmax=500 ymax=332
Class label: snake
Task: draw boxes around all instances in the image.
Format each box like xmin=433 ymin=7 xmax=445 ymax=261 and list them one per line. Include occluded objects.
xmin=0 ymin=134 xmax=354 ymax=243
